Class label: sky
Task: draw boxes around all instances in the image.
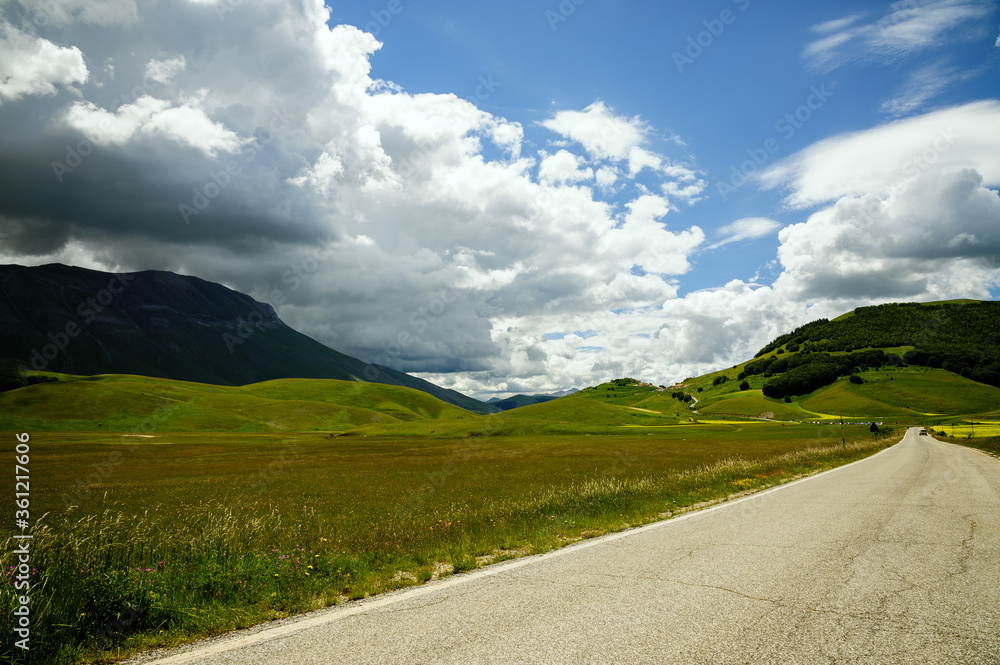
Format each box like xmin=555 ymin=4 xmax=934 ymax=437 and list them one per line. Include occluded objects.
xmin=1 ymin=0 xmax=999 ymax=400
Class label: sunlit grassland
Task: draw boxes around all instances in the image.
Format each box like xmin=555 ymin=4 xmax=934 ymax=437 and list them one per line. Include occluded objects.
xmin=1 ymin=424 xmax=898 ymax=663
xmin=804 ymin=368 xmax=1000 ymax=416
xmin=931 ymin=421 xmax=1000 ymax=438
xmin=0 ymin=374 xmax=475 ymax=433
xmin=696 ymin=391 xmax=817 ymax=420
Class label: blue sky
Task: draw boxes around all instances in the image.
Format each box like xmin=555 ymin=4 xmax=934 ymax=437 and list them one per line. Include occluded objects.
xmin=328 ymin=0 xmax=999 ymax=293
xmin=1 ymin=0 xmax=998 ymax=398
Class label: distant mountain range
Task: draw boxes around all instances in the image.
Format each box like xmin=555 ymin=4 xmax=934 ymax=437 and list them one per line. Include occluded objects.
xmin=0 ymin=263 xmax=496 ymax=414
xmin=486 ymin=389 xmax=579 ymax=411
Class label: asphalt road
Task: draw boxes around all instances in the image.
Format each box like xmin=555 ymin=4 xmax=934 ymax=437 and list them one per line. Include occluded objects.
xmin=132 ymin=428 xmax=1000 ymax=664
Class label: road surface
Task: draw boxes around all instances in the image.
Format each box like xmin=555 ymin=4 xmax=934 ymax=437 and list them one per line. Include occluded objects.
xmin=131 ymin=428 xmax=1000 ymax=664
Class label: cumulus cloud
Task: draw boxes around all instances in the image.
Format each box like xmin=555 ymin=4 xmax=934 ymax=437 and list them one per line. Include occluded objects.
xmin=538 ymin=149 xmax=593 ymax=185
xmin=143 ymin=56 xmax=186 ymax=86
xmin=804 ymin=0 xmax=994 ymax=72
xmin=0 ymin=21 xmax=88 ymax=103
xmin=539 ymin=100 xmax=705 ymax=202
xmin=541 ymin=101 xmax=646 ymax=162
xmin=0 ymin=0 xmax=996 ymax=400
xmin=0 ymin=0 xmax=715 ymax=394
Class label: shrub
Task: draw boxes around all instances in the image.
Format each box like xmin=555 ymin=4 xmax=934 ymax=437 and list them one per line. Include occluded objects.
xmin=849 ymin=375 xmax=863 ymax=384
xmin=739 ymin=381 xmax=750 ymax=391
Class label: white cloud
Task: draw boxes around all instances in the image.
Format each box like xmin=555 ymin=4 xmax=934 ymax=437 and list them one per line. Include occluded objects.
xmin=759 ymin=100 xmax=1000 ymax=208
xmin=2 ymin=0 xmax=996 ymax=400
xmin=708 ymin=217 xmax=782 ymax=249
xmin=538 ymin=149 xmax=593 ymax=184
xmin=811 ymin=14 xmax=867 ymax=35
xmin=0 ymin=22 xmax=88 ymax=103
xmin=804 ymin=0 xmax=994 ymax=72
xmin=64 ymin=95 xmax=248 ymax=156
xmin=540 ymin=101 xmax=646 ymax=161
xmin=144 ymin=56 xmax=186 ymax=85
xmin=879 ymin=59 xmax=974 ymax=116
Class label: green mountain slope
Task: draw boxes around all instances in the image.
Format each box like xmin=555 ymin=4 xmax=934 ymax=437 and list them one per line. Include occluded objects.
xmin=682 ymin=300 xmax=1000 ymax=422
xmin=0 ymin=373 xmax=475 ymax=433
xmin=755 ymin=300 xmax=1000 ymax=387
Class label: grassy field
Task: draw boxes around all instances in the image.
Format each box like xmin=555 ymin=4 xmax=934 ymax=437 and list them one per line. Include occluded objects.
xmin=0 ymin=424 xmax=897 ymax=663
xmin=930 ymin=421 xmax=1000 ymax=438
xmin=929 ymin=433 xmax=1000 ymax=457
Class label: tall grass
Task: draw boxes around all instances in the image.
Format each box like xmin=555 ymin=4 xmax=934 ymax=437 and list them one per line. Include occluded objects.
xmin=1 ymin=435 xmax=895 ymax=664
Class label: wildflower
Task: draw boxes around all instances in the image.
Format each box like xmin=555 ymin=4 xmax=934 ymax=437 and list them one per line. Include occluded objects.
xmin=274 ymin=574 xmax=279 ymax=577
xmin=304 ymin=572 xmax=310 ymax=576
xmin=307 ymin=565 xmax=313 ymax=569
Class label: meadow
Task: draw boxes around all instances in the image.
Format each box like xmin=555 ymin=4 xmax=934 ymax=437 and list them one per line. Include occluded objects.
xmin=1 ymin=423 xmax=897 ymax=663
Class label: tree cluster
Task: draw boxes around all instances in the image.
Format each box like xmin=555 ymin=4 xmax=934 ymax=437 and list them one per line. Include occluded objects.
xmin=752 ymin=301 xmax=1000 ymax=389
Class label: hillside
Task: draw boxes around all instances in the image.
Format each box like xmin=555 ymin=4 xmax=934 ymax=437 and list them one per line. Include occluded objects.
xmin=678 ymin=299 xmax=1000 ymax=423
xmin=0 ymin=263 xmax=495 ymax=414
xmin=0 ymin=373 xmax=475 ymax=433
xmin=754 ymin=300 xmax=1000 ymax=388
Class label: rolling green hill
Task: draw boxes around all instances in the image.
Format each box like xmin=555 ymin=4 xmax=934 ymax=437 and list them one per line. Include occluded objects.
xmin=675 ymin=299 xmax=1000 ymax=423
xmin=0 ymin=373 xmax=475 ymax=433
xmin=754 ymin=300 xmax=1000 ymax=388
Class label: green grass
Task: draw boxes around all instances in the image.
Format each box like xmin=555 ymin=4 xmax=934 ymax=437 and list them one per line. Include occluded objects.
xmin=928 ymin=432 xmax=1000 ymax=456
xmin=696 ymin=391 xmax=811 ymax=421
xmin=0 ymin=374 xmax=474 ymax=433
xmin=801 ymin=368 xmax=1000 ymax=417
xmin=0 ymin=425 xmax=898 ymax=663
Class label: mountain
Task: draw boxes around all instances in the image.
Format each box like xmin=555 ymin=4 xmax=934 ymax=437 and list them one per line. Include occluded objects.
xmin=488 ymin=394 xmax=561 ymax=411
xmin=0 ymin=264 xmax=496 ymax=414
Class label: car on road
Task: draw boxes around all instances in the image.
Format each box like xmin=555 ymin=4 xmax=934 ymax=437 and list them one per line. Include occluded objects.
xmin=919 ymin=429 xmax=928 ymax=435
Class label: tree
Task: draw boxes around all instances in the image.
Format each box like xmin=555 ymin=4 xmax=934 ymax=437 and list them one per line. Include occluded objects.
xmin=849 ymin=375 xmax=864 ymax=384
xmin=739 ymin=381 xmax=750 ymax=391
